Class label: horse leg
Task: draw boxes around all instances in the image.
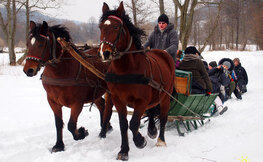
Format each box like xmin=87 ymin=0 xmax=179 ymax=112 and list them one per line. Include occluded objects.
xmin=99 ymin=92 xmax=113 ymax=138
xmin=129 ymin=103 xmax=147 ymax=149
xmin=68 ymin=103 xmax=88 ymax=140
xmin=113 ymin=96 xmax=129 ymax=161
xmin=48 ymin=97 xmax=64 ymax=153
xmin=147 ymin=105 xmax=159 ymax=139
xmin=156 ymin=97 xmax=170 ymax=147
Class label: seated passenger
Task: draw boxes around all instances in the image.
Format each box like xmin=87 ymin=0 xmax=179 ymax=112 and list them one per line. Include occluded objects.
xmin=219 ymin=58 xmax=242 ymax=100
xmin=208 ymin=61 xmax=229 ymax=115
xmin=233 ymin=58 xmax=248 ymax=94
xmin=179 ymin=46 xmax=212 ymax=94
xmin=176 ymin=50 xmax=183 ymax=68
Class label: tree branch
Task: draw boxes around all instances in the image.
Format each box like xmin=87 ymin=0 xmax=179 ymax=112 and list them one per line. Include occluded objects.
xmin=199 ymin=0 xmax=223 ymax=53
xmin=173 ymin=0 xmax=183 ymax=11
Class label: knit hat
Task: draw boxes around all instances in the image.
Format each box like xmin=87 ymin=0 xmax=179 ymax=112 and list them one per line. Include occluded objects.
xmin=209 ymin=61 xmax=217 ymax=68
xmin=223 ymin=61 xmax=231 ymax=68
xmin=184 ymin=46 xmax=199 ymax=55
xmin=158 ymin=14 xmax=169 ymax=24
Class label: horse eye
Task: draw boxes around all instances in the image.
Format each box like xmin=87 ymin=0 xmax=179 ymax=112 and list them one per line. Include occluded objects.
xmin=114 ymin=26 xmax=119 ymax=30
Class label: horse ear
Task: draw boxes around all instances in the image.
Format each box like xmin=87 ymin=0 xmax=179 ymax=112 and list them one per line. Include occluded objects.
xmin=41 ymin=21 xmax=48 ymax=34
xmin=42 ymin=21 xmax=48 ymax=29
xmin=102 ymin=2 xmax=109 ymax=14
xmin=116 ymin=1 xmax=124 ymax=16
xmin=30 ymin=21 xmax=36 ymax=30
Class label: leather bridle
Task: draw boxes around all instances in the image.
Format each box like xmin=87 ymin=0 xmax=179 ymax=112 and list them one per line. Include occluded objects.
xmin=99 ymin=15 xmax=133 ymax=60
xmin=26 ymin=32 xmax=57 ymax=67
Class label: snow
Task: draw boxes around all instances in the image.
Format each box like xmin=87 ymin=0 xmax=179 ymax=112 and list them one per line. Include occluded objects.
xmin=0 ymin=51 xmax=262 ymax=162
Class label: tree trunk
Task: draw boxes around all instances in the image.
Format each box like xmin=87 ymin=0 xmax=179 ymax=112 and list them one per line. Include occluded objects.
xmin=131 ymin=0 xmax=138 ymax=27
xmin=235 ymin=0 xmax=240 ymax=50
xmin=6 ymin=0 xmax=16 ymax=65
xmin=199 ymin=1 xmax=222 ymax=53
xmin=17 ymin=0 xmax=30 ymax=65
xmin=159 ymin=0 xmax=165 ymax=14
xmin=174 ymin=3 xmax=178 ymax=30
xmin=173 ymin=0 xmax=197 ymax=50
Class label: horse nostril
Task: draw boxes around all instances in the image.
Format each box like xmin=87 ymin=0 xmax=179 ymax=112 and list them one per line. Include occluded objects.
xmin=26 ymin=68 xmax=34 ymax=77
xmin=103 ymin=50 xmax=111 ymax=60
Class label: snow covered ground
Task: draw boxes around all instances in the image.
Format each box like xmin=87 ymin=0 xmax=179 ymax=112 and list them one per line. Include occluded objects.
xmin=0 ymin=51 xmax=262 ymax=162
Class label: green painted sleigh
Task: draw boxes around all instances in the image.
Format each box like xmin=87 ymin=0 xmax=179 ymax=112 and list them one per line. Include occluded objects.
xmin=166 ymin=70 xmax=218 ymax=136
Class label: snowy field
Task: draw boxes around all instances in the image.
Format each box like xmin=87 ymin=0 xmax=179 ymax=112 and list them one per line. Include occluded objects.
xmin=0 ymin=51 xmax=262 ymax=162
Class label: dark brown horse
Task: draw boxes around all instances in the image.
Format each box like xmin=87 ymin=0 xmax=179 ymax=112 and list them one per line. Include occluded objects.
xmin=23 ymin=21 xmax=113 ymax=152
xmin=98 ymin=2 xmax=175 ymax=160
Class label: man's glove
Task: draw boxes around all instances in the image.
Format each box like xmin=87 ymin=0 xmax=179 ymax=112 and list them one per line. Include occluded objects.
xmin=206 ymin=91 xmax=211 ymax=96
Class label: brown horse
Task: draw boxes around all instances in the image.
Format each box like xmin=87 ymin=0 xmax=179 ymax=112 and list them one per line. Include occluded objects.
xmin=23 ymin=21 xmax=113 ymax=152
xmin=98 ymin=2 xmax=175 ymax=160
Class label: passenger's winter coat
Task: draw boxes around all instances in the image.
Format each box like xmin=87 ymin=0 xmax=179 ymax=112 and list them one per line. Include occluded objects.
xmin=179 ymin=54 xmax=212 ymax=92
xmin=208 ymin=67 xmax=231 ymax=93
xmin=234 ymin=63 xmax=248 ymax=86
xmin=144 ymin=23 xmax=178 ymax=62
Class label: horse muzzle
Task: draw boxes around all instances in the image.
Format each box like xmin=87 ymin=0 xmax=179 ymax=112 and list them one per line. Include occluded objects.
xmin=23 ymin=64 xmax=40 ymax=77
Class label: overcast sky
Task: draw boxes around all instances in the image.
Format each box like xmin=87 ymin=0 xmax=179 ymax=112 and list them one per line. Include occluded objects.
xmin=42 ymin=0 xmax=120 ymax=23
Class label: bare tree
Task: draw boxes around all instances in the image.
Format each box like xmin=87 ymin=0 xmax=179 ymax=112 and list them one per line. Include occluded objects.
xmin=159 ymin=0 xmax=165 ymax=14
xmin=0 ymin=0 xmax=23 ymax=65
xmin=173 ymin=0 xmax=198 ymax=50
xmin=17 ymin=0 xmax=64 ymax=64
xmin=199 ymin=0 xmax=223 ymax=53
xmin=121 ymin=0 xmax=153 ymax=27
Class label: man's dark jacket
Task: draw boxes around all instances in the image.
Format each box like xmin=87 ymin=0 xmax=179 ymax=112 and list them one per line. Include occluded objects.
xmin=144 ymin=23 xmax=178 ymax=62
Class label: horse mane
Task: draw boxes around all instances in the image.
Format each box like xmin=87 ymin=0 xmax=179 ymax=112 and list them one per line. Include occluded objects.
xmin=30 ymin=23 xmax=72 ymax=42
xmin=100 ymin=10 xmax=145 ymax=50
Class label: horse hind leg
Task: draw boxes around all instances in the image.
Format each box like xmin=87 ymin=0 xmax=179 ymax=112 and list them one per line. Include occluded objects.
xmin=47 ymin=97 xmax=64 ymax=153
xmin=146 ymin=105 xmax=159 ymax=139
xmin=156 ymin=97 xmax=170 ymax=147
xmin=68 ymin=103 xmax=89 ymax=140
xmin=98 ymin=92 xmax=113 ymax=138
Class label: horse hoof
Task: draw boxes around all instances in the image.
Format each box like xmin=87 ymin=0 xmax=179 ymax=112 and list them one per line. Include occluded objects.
xmin=107 ymin=125 xmax=113 ymax=133
xmin=116 ymin=153 xmax=129 ymax=161
xmin=135 ymin=137 xmax=147 ymax=149
xmin=147 ymin=127 xmax=157 ymax=139
xmin=99 ymin=131 xmax=106 ymax=138
xmin=156 ymin=138 xmax=166 ymax=147
xmin=75 ymin=127 xmax=89 ymax=140
xmin=51 ymin=142 xmax=65 ymax=153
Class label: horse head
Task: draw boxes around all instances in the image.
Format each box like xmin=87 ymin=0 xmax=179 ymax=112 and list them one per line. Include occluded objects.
xmin=23 ymin=21 xmax=71 ymax=77
xmin=23 ymin=21 xmax=54 ymax=76
xmin=98 ymin=2 xmax=144 ymax=62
